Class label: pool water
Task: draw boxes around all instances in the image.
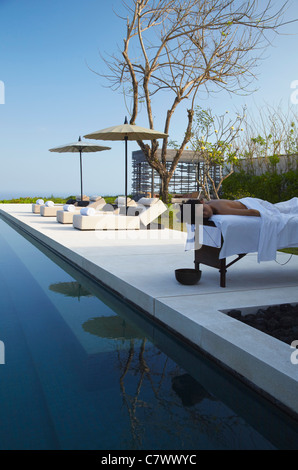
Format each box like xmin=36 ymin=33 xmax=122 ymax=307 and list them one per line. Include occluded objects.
xmin=0 ymin=216 xmax=298 ymax=450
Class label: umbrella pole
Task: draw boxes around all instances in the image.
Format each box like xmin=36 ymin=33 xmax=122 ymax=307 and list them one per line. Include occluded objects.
xmin=151 ymin=167 xmax=155 ymax=198
xmin=125 ymin=136 xmax=128 ymax=214
xmin=80 ymin=150 xmax=83 ymax=202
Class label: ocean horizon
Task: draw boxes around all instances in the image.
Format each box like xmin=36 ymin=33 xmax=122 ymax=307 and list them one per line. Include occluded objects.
xmin=0 ymin=191 xmax=120 ymax=200
xmin=0 ymin=191 xmax=72 ymax=200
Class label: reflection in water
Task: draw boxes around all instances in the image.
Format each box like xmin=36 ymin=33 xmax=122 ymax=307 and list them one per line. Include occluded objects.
xmin=83 ymin=314 xmax=156 ymax=447
xmin=81 ymin=314 xmax=252 ymax=449
xmin=116 ymin=340 xmax=255 ymax=449
xmin=47 ymin=278 xmax=276 ymax=449
xmin=49 ymin=281 xmax=93 ymax=300
xmin=119 ymin=339 xmax=154 ymax=448
xmin=83 ymin=313 xmax=151 ymax=447
xmin=82 ymin=316 xmax=143 ymax=341
xmin=172 ymin=374 xmax=215 ymax=407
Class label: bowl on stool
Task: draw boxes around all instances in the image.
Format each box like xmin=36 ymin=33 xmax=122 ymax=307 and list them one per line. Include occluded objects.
xmin=175 ymin=268 xmax=202 ymax=285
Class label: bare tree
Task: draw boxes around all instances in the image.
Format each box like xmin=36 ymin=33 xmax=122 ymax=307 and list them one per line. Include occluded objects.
xmin=102 ymin=0 xmax=293 ymax=202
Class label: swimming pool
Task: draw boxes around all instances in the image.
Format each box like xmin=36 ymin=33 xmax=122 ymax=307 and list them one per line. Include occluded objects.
xmin=0 ymin=216 xmax=297 ymax=450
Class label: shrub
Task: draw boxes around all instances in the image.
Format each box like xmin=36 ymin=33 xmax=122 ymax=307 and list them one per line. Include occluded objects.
xmin=222 ymin=169 xmax=298 ymax=202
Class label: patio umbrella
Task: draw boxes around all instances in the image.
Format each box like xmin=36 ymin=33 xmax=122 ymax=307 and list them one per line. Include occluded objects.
xmin=49 ymin=136 xmax=111 ymax=202
xmin=84 ymin=117 xmax=168 ymax=212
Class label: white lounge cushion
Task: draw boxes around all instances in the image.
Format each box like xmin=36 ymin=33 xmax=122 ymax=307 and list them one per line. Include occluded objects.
xmin=90 ymin=195 xmax=104 ymax=202
xmin=73 ymin=213 xmax=140 ymax=230
xmin=36 ymin=198 xmax=44 ymax=205
xmin=72 ymin=200 xmax=167 ymax=230
xmin=32 ymin=204 xmax=41 ymax=213
xmin=45 ymin=200 xmax=54 ymax=207
xmin=40 ymin=204 xmax=64 ymax=216
xmin=57 ymin=208 xmax=84 ymax=223
xmin=137 ymin=197 xmax=159 ymax=206
xmin=114 ymin=196 xmax=132 ymax=206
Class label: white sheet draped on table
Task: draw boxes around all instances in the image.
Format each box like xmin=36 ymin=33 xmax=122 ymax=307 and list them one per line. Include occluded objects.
xmin=238 ymin=197 xmax=298 ymax=262
xmin=185 ymin=197 xmax=298 ymax=263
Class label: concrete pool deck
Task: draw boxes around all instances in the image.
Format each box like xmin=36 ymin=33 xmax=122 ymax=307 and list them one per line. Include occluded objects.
xmin=1 ymin=203 xmax=298 ymax=418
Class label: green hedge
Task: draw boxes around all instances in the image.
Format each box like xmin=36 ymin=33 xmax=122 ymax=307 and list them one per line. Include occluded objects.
xmin=0 ymin=196 xmax=72 ymax=204
xmin=0 ymin=195 xmax=119 ymax=204
xmin=222 ymin=169 xmax=298 ymax=203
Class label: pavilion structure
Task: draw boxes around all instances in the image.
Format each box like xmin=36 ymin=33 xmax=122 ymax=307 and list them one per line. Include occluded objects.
xmin=131 ymin=149 xmax=220 ymax=198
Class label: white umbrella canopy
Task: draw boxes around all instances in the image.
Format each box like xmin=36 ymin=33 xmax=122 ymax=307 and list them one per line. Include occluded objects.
xmin=84 ymin=117 xmax=168 ymax=211
xmin=49 ymin=136 xmax=111 ymax=202
xmin=84 ymin=122 xmax=168 ymax=141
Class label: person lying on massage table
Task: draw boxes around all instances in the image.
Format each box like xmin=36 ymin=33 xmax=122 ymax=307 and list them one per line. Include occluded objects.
xmin=179 ymin=198 xmax=260 ymax=225
xmin=183 ymin=197 xmax=298 ymax=264
xmin=199 ymin=199 xmax=261 ymax=219
xmin=184 ymin=196 xmax=298 ymax=221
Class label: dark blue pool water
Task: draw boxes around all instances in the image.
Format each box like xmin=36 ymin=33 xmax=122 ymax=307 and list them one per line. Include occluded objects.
xmin=0 ymin=215 xmax=298 ymax=450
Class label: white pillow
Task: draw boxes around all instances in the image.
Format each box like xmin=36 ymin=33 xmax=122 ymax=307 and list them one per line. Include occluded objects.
xmin=63 ymin=204 xmax=76 ymax=212
xmin=80 ymin=207 xmax=96 ymax=216
xmin=45 ymin=200 xmax=54 ymax=207
xmin=114 ymin=196 xmax=131 ymax=206
xmin=36 ymin=199 xmax=44 ymax=205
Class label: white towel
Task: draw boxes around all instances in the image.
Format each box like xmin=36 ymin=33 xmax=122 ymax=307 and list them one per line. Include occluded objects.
xmin=63 ymin=204 xmax=76 ymax=212
xmin=80 ymin=207 xmax=96 ymax=216
xmin=36 ymin=199 xmax=44 ymax=205
xmin=238 ymin=197 xmax=298 ymax=262
xmin=45 ymin=200 xmax=54 ymax=207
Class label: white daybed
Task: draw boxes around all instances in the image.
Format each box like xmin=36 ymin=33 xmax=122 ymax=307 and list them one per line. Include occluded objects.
xmin=56 ymin=196 xmax=106 ymax=224
xmin=72 ymin=198 xmax=167 ymax=230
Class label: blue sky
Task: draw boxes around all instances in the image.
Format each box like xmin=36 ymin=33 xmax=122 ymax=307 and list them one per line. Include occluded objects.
xmin=1 ymin=0 xmax=298 ymax=199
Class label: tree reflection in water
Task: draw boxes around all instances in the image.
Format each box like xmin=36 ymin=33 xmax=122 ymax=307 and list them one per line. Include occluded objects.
xmin=104 ymin=332 xmax=257 ymax=449
xmin=50 ymin=281 xmax=270 ymax=449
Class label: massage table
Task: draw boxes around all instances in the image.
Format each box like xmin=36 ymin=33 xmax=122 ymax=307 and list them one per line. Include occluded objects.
xmin=194 ymin=219 xmax=246 ymax=287
xmin=192 ymin=213 xmax=298 ymax=287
